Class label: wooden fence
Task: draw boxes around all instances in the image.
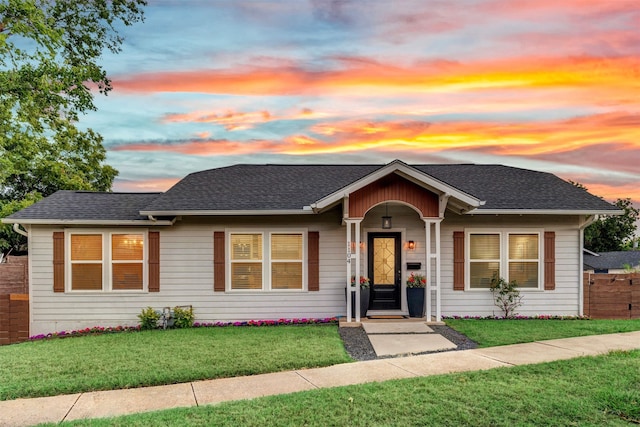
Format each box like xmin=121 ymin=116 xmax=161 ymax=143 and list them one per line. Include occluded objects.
xmin=583 ymin=272 xmax=640 ymax=319
xmin=0 ymin=293 xmax=29 ymax=345
xmin=0 ymin=256 xmax=29 ymax=345
xmin=0 ymin=256 xmax=28 ymax=294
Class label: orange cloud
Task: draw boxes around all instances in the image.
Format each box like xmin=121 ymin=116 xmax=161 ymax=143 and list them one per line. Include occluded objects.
xmin=111 ymin=138 xmax=283 ymax=156
xmin=113 ymin=177 xmax=180 ymax=192
xmin=163 ymin=110 xmax=272 ymax=131
xmin=113 ymin=112 xmax=640 ymax=163
xmin=162 ymin=108 xmax=319 ymax=131
xmin=114 ymin=56 xmax=640 ymax=104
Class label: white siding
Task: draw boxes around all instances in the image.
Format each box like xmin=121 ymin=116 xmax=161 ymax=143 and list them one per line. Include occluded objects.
xmin=434 ymin=214 xmax=582 ymax=317
xmin=29 ymin=210 xmax=351 ymax=335
xmin=27 ymin=209 xmax=585 ymax=335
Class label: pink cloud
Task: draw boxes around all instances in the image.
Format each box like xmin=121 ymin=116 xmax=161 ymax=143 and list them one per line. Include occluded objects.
xmin=113 ymin=178 xmax=180 ymax=193
xmin=111 ymin=138 xmax=283 ymax=156
xmin=163 ymin=110 xmax=272 ymax=131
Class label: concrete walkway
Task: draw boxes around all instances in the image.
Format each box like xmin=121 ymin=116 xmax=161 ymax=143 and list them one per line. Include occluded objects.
xmin=360 ymin=320 xmax=457 ymax=356
xmin=1 ymin=331 xmax=639 ymax=427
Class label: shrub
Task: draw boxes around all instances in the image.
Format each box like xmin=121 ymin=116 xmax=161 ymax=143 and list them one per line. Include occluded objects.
xmin=173 ymin=305 xmax=195 ymax=328
xmin=489 ymin=273 xmax=523 ymax=318
xmin=138 ymin=307 xmax=160 ymax=330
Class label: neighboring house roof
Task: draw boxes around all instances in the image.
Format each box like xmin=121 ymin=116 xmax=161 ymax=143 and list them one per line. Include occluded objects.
xmin=583 ymin=251 xmax=640 ymax=271
xmin=3 ymin=161 xmax=620 ymax=224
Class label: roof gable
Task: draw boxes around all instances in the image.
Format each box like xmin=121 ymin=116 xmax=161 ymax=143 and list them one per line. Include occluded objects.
xmin=311 ymin=160 xmax=482 ymax=215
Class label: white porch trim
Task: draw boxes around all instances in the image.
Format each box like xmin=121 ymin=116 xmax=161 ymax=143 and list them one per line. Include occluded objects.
xmin=424 ymin=218 xmax=443 ymax=321
xmin=345 ymin=219 xmax=363 ymax=322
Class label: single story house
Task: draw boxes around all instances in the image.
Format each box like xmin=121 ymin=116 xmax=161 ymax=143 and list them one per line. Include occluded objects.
xmin=583 ymin=250 xmax=640 ymax=273
xmin=3 ymin=160 xmax=620 ymax=335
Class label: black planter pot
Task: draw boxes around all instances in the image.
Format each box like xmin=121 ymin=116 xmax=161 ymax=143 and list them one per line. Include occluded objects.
xmin=345 ymin=287 xmax=370 ymax=318
xmin=406 ymin=287 xmax=425 ymax=318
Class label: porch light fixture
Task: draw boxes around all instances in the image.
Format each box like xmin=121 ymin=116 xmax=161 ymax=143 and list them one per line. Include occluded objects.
xmin=382 ymin=203 xmax=392 ymax=229
xmin=407 ymin=240 xmax=415 ymax=250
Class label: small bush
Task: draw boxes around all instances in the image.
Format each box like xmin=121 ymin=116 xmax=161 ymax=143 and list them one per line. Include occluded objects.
xmin=138 ymin=307 xmax=160 ymax=330
xmin=173 ymin=305 xmax=195 ymax=328
xmin=489 ymin=273 xmax=523 ymax=318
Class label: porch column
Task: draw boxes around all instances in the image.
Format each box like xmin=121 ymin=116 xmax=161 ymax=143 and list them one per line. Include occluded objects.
xmin=345 ymin=219 xmax=363 ymax=322
xmin=345 ymin=220 xmax=354 ymax=322
xmin=424 ymin=219 xmax=443 ymax=322
xmin=425 ymin=219 xmax=432 ymax=320
xmin=354 ymin=219 xmax=362 ymax=322
xmin=435 ymin=219 xmax=442 ymax=321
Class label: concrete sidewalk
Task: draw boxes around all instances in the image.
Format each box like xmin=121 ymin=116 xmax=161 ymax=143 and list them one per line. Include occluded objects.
xmin=1 ymin=331 xmax=639 ymax=427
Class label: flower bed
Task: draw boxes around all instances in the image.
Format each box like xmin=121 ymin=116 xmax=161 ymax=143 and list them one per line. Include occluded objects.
xmin=443 ymin=315 xmax=590 ymax=320
xmin=29 ymin=317 xmax=339 ymax=341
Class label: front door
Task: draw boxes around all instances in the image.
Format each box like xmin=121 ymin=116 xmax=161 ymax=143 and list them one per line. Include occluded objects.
xmin=368 ymin=232 xmax=401 ymax=310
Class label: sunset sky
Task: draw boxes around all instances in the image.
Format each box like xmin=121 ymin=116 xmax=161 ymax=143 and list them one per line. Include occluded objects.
xmin=84 ymin=0 xmax=640 ymax=205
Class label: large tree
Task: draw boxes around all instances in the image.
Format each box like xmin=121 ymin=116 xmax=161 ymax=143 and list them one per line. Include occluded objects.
xmin=0 ymin=0 xmax=146 ymax=253
xmin=584 ymin=198 xmax=639 ymax=252
xmin=570 ymin=182 xmax=639 ymax=252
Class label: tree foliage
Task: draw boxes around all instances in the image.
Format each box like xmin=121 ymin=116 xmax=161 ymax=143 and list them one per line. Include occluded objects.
xmin=585 ymin=198 xmax=639 ymax=252
xmin=570 ymin=181 xmax=639 ymax=252
xmin=0 ymin=0 xmax=146 ymax=253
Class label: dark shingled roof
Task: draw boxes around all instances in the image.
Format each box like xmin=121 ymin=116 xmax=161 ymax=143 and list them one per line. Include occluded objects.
xmin=584 ymin=251 xmax=640 ymax=270
xmin=415 ymin=164 xmax=617 ymax=211
xmin=5 ymin=163 xmax=619 ymax=221
xmin=142 ymin=164 xmax=381 ymax=212
xmin=142 ymin=163 xmax=617 ymax=212
xmin=6 ymin=191 xmax=162 ymax=221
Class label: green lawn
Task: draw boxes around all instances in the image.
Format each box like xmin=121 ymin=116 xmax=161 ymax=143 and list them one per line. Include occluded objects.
xmin=49 ymin=350 xmax=640 ymax=426
xmin=445 ymin=318 xmax=640 ymax=347
xmin=0 ymin=325 xmax=351 ymax=401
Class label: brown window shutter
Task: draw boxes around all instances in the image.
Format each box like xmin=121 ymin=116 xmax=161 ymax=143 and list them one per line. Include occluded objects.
xmin=308 ymin=231 xmax=319 ymax=291
xmin=53 ymin=232 xmax=65 ymax=293
xmin=544 ymin=231 xmax=556 ymax=290
xmin=453 ymin=231 xmax=465 ymax=291
xmin=148 ymin=231 xmax=160 ymax=292
xmin=214 ymin=232 xmax=225 ymax=292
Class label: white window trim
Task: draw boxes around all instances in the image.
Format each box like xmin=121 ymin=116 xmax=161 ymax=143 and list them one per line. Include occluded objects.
xmin=65 ymin=229 xmax=149 ymax=293
xmin=465 ymin=229 xmax=543 ymax=291
xmin=226 ymin=229 xmax=308 ymax=292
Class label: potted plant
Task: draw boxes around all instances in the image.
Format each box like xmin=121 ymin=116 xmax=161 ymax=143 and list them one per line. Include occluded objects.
xmin=347 ymin=275 xmax=370 ymax=318
xmin=406 ymin=273 xmax=426 ymax=317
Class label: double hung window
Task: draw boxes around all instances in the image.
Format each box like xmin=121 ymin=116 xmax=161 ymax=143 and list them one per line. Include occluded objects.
xmin=68 ymin=231 xmax=146 ymax=291
xmin=467 ymin=230 xmax=541 ymax=289
xmin=229 ymin=231 xmax=305 ymax=291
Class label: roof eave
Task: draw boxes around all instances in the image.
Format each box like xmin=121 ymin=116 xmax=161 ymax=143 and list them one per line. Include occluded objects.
xmin=139 ymin=209 xmax=315 ymax=216
xmin=467 ymin=209 xmax=624 ymax=215
xmin=1 ymin=218 xmax=176 ymax=226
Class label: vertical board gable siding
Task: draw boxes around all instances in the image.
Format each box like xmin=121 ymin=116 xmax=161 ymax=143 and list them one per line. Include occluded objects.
xmin=213 ymin=232 xmax=225 ymax=292
xmin=349 ymin=173 xmax=439 ymax=218
xmin=544 ymin=231 xmax=556 ymax=290
xmin=53 ymin=232 xmax=65 ymax=293
xmin=308 ymin=231 xmax=320 ymax=291
xmin=148 ymin=231 xmax=160 ymax=292
xmin=453 ymin=231 xmax=464 ymax=291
